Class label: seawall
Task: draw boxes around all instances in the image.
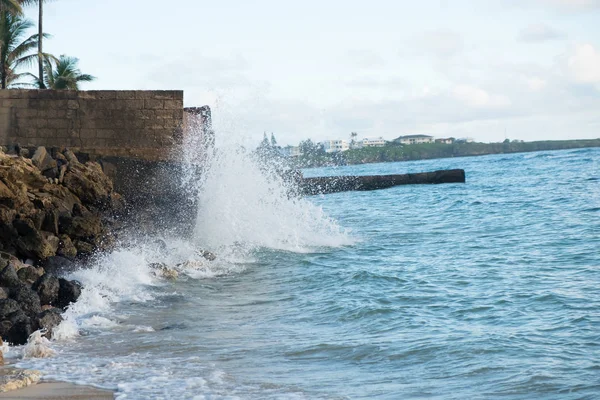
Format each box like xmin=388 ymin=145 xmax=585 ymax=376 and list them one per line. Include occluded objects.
xmin=0 ymin=91 xmax=209 ymax=221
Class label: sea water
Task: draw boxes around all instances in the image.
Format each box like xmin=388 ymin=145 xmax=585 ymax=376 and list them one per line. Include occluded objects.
xmin=10 ymin=146 xmax=600 ymax=399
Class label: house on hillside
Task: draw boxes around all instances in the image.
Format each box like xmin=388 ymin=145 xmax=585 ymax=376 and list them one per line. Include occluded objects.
xmin=435 ymin=138 xmax=454 ymax=144
xmin=321 ymin=139 xmax=350 ymax=153
xmin=361 ymin=137 xmax=386 ymax=147
xmin=394 ymin=135 xmax=434 ymax=145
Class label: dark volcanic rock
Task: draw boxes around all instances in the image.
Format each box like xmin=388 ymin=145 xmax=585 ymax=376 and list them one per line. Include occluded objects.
xmin=57 ymin=278 xmax=82 ymax=309
xmin=10 ymin=284 xmax=42 ymax=318
xmin=32 ymin=274 xmax=60 ymax=306
xmin=57 ymin=235 xmax=77 ymax=258
xmin=17 ymin=265 xmax=43 ymax=284
xmin=42 ymin=256 xmax=77 ymax=276
xmin=38 ymin=308 xmax=62 ymax=338
xmin=13 ymin=218 xmax=55 ymax=260
xmin=0 ymin=298 xmax=20 ymax=319
xmin=0 ymin=264 xmax=21 ymax=288
xmin=5 ymin=310 xmax=34 ymax=345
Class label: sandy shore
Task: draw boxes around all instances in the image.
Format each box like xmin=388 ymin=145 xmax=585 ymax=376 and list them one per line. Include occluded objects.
xmin=0 ymin=382 xmax=114 ymax=399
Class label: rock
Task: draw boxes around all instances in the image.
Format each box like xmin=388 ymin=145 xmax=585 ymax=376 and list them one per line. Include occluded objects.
xmin=12 ymin=218 xmax=55 ymax=260
xmin=0 ymin=180 xmax=16 ymax=208
xmin=0 ymin=264 xmax=21 ymax=288
xmin=0 ymin=298 xmax=20 ymax=319
xmin=199 ymin=250 xmax=217 ymax=261
xmin=58 ymin=215 xmax=102 ymax=240
xmin=57 ymin=235 xmax=77 ymax=259
xmin=31 ymin=147 xmax=57 ymax=172
xmin=18 ymin=148 xmax=29 ymax=158
xmin=56 ymin=279 xmax=82 ymax=309
xmin=32 ymin=274 xmax=59 ymax=306
xmin=10 ymin=285 xmax=42 ymax=318
xmin=63 ymin=161 xmax=114 ymax=208
xmin=41 ymin=232 xmax=60 ymax=254
xmin=17 ymin=266 xmax=43 ymax=284
xmin=58 ymin=164 xmax=68 ymax=183
xmin=4 ymin=310 xmax=34 ymax=345
xmin=38 ymin=308 xmax=62 ymax=338
xmin=42 ymin=210 xmax=59 ymax=235
xmin=41 ymin=256 xmax=77 ymax=277
xmin=73 ymin=240 xmax=94 ymax=256
xmin=149 ymin=263 xmax=179 ymax=280
xmin=0 ymin=288 xmax=8 ymax=300
xmin=42 ymin=167 xmax=59 ymax=180
xmin=63 ymin=150 xmax=79 ymax=165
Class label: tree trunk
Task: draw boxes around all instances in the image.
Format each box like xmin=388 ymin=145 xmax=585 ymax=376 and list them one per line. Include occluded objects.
xmin=38 ymin=1 xmax=45 ymax=89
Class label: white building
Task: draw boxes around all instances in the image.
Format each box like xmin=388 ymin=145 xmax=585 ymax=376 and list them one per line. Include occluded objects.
xmin=321 ymin=139 xmax=350 ymax=153
xmin=435 ymin=138 xmax=454 ymax=144
xmin=361 ymin=137 xmax=386 ymax=147
xmin=394 ymin=135 xmax=435 ymax=145
xmin=282 ymin=146 xmax=302 ymax=157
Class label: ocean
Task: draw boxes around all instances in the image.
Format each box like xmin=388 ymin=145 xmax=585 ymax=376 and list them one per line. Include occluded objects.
xmin=8 ymin=146 xmax=600 ymax=399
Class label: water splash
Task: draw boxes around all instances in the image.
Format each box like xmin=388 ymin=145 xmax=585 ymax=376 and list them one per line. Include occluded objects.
xmin=182 ymin=115 xmax=354 ymax=253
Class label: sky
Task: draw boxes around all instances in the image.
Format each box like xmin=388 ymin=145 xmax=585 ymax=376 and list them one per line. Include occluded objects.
xmin=21 ymin=0 xmax=600 ymax=145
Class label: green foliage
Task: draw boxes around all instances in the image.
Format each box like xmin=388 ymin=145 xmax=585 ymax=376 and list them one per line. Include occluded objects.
xmin=44 ymin=55 xmax=95 ymax=89
xmin=0 ymin=10 xmax=48 ymax=88
xmin=291 ymin=139 xmax=600 ymax=167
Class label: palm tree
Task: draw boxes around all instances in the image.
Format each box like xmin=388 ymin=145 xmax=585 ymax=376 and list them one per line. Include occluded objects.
xmin=19 ymin=0 xmax=51 ymax=88
xmin=44 ymin=55 xmax=94 ymax=89
xmin=0 ymin=11 xmax=48 ymax=88
xmin=0 ymin=0 xmax=22 ymax=15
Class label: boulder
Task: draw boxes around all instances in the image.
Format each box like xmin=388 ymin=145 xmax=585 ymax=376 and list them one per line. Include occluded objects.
xmin=58 ymin=215 xmax=102 ymax=240
xmin=63 ymin=161 xmax=114 ymax=208
xmin=57 ymin=235 xmax=77 ymax=259
xmin=0 ymin=288 xmax=8 ymax=300
xmin=17 ymin=266 xmax=43 ymax=284
xmin=63 ymin=150 xmax=79 ymax=165
xmin=31 ymin=147 xmax=57 ymax=173
xmin=4 ymin=311 xmax=34 ymax=345
xmin=9 ymin=285 xmax=42 ymax=318
xmin=38 ymin=308 xmax=62 ymax=338
xmin=73 ymin=240 xmax=94 ymax=256
xmin=42 ymin=210 xmax=59 ymax=235
xmin=12 ymin=218 xmax=55 ymax=260
xmin=56 ymin=279 xmax=82 ymax=309
xmin=0 ymin=298 xmax=20 ymax=319
xmin=41 ymin=256 xmax=77 ymax=277
xmin=32 ymin=274 xmax=59 ymax=306
xmin=0 ymin=264 xmax=21 ymax=288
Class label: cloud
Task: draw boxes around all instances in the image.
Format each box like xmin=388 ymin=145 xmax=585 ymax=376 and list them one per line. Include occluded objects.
xmin=535 ymin=0 xmax=600 ymax=10
xmin=452 ymin=85 xmax=512 ymax=108
xmin=345 ymin=49 xmax=386 ymax=69
xmin=566 ymin=43 xmax=600 ymax=84
xmin=412 ymin=30 xmax=464 ymax=59
xmin=518 ymin=24 xmax=566 ymax=42
xmin=527 ymin=77 xmax=548 ymax=91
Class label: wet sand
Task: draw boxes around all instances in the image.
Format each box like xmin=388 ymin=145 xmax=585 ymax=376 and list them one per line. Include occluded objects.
xmin=0 ymin=382 xmax=114 ymax=399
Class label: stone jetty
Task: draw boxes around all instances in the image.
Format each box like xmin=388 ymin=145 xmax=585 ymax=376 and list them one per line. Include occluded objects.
xmin=300 ymin=169 xmax=466 ymax=195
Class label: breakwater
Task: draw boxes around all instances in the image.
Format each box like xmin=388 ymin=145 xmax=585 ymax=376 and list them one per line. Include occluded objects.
xmin=301 ymin=168 xmax=465 ymax=195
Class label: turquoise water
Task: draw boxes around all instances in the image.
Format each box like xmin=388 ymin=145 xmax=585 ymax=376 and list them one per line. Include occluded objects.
xmin=16 ymin=148 xmax=600 ymax=399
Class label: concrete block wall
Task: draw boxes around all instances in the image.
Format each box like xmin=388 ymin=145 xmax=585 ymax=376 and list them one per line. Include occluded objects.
xmin=0 ymin=90 xmax=184 ymax=161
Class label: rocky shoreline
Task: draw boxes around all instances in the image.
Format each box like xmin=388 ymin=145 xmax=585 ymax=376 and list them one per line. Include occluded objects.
xmin=0 ymin=146 xmax=124 ymax=347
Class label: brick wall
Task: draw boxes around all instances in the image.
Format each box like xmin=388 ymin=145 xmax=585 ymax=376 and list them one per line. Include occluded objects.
xmin=0 ymin=90 xmax=183 ymax=161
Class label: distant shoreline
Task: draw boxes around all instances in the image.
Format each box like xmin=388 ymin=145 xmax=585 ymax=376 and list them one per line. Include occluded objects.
xmin=292 ymin=138 xmax=600 ymax=168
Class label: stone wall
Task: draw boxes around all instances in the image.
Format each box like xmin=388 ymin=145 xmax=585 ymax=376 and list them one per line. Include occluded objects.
xmin=0 ymin=90 xmax=184 ymax=161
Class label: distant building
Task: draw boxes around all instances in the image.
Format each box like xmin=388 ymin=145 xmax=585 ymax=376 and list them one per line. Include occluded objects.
xmin=455 ymin=137 xmax=475 ymax=143
xmin=435 ymin=138 xmax=454 ymax=144
xmin=361 ymin=137 xmax=386 ymax=147
xmin=394 ymin=135 xmax=434 ymax=145
xmin=282 ymin=146 xmax=302 ymax=157
xmin=321 ymin=139 xmax=350 ymax=153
